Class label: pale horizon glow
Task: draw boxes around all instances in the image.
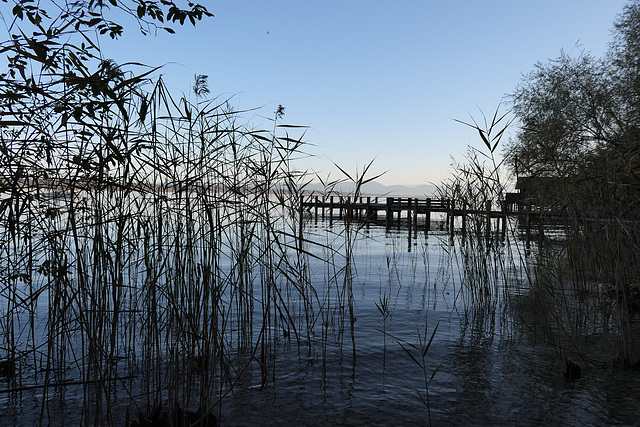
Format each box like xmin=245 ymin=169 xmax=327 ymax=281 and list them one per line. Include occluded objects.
xmin=101 ymin=1 xmax=627 ymax=186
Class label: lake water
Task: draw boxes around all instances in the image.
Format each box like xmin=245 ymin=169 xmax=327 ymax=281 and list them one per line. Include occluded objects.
xmin=214 ymin=217 xmax=640 ymax=426
xmin=1 ymin=213 xmax=639 ymax=426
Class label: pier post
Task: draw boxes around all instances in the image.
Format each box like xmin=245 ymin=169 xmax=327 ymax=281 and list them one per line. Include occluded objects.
xmin=450 ymin=199 xmax=455 ymax=240
xmin=425 ymin=198 xmax=431 ymax=232
xmin=298 ymin=197 xmax=304 ymax=242
xmin=408 ymin=198 xmax=413 ymax=238
xmin=445 ymin=199 xmax=450 ymax=231
xmin=386 ymin=197 xmax=393 ymax=229
xmin=345 ymin=196 xmax=350 ymax=220
xmin=314 ymin=195 xmax=319 ymax=218
xmin=501 ymin=200 xmax=507 ymax=241
xmin=322 ymin=195 xmax=326 ymax=218
xmin=373 ymin=197 xmax=378 ymax=221
xmin=329 ymin=196 xmax=334 ymax=223
xmin=413 ymin=198 xmax=418 ymax=237
xmin=486 ymin=200 xmax=491 ymax=235
xmin=352 ymin=196 xmax=356 ymax=219
xmin=538 ymin=209 xmax=544 ymax=243
xmin=462 ymin=201 xmax=467 ymax=237
xmin=525 ymin=202 xmax=531 ymax=250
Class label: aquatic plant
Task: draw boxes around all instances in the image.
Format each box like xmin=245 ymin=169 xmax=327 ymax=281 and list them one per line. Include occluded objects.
xmin=0 ymin=50 xmax=329 ymax=422
xmin=396 ymin=320 xmax=442 ymax=427
xmin=439 ymin=94 xmax=640 ymax=374
xmin=375 ymin=291 xmax=391 ymax=366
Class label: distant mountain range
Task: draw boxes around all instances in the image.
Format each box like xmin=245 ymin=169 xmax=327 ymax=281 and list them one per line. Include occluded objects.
xmin=302 ymin=181 xmax=438 ymax=197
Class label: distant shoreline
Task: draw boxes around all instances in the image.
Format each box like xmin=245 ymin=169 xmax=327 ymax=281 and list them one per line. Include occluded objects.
xmin=302 ymin=181 xmax=437 ymax=198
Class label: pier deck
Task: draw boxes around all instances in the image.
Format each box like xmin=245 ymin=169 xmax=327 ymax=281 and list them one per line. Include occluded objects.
xmin=300 ymin=195 xmax=547 ymax=246
xmin=301 ymin=195 xmax=513 ymax=222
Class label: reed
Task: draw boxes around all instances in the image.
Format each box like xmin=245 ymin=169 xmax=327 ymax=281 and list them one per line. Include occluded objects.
xmin=436 ymin=106 xmax=519 ymax=308
xmin=375 ymin=291 xmax=391 ymax=366
xmin=519 ymin=175 xmax=640 ymax=368
xmin=438 ymin=103 xmax=640 ymax=371
xmin=396 ymin=320 xmax=441 ymax=427
xmin=0 ymin=3 xmax=434 ymax=424
xmin=0 ymin=65 xmax=339 ymax=424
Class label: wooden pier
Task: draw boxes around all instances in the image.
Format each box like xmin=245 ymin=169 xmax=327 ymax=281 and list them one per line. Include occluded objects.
xmin=300 ymin=195 xmax=546 ymax=246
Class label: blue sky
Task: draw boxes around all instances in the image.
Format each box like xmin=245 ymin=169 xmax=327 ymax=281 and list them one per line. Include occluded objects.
xmin=101 ymin=1 xmax=627 ymax=186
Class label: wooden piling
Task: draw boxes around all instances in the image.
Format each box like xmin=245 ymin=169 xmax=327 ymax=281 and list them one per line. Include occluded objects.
xmin=538 ymin=210 xmax=544 ymax=242
xmin=525 ymin=202 xmax=531 ymax=249
xmin=413 ymin=198 xmax=418 ymax=237
xmin=365 ymin=196 xmax=371 ymax=220
xmin=450 ymin=199 xmax=455 ymax=239
xmin=298 ymin=197 xmax=304 ymax=242
xmin=486 ymin=200 xmax=491 ymax=237
xmin=461 ymin=201 xmax=467 ymax=237
xmin=373 ymin=197 xmax=378 ymax=220
xmin=314 ymin=195 xmax=319 ymax=218
xmin=425 ymin=198 xmax=431 ymax=232
xmin=408 ymin=198 xmax=413 ymax=237
xmin=501 ymin=200 xmax=507 ymax=241
xmin=329 ymin=196 xmax=334 ymax=224
xmin=445 ymin=199 xmax=450 ymax=231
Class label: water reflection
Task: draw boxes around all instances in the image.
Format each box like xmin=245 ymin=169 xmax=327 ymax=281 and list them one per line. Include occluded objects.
xmin=2 ymin=216 xmax=640 ymax=426
xmin=216 ymin=219 xmax=640 ymax=426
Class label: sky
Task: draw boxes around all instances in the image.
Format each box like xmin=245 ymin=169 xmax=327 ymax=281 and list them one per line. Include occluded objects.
xmin=99 ymin=0 xmax=628 ymax=186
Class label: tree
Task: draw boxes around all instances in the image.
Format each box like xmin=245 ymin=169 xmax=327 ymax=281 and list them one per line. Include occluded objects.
xmin=507 ymin=1 xmax=640 ymax=176
xmin=0 ymin=0 xmax=213 ymax=190
xmin=609 ymin=0 xmax=640 ymax=124
xmin=505 ymin=1 xmax=640 ymax=219
xmin=507 ymin=51 xmax=616 ymax=178
xmin=504 ymin=1 xmax=640 ymax=368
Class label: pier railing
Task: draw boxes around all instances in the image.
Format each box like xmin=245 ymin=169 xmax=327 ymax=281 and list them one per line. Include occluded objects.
xmin=300 ymin=195 xmax=549 ymax=246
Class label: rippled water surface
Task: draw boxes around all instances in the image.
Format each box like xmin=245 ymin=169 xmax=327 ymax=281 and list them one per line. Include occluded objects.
xmin=2 ymin=217 xmax=640 ymax=426
xmin=208 ymin=219 xmax=640 ymax=426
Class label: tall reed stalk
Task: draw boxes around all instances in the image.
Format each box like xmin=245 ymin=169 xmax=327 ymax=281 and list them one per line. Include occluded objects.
xmin=0 ymin=68 xmax=337 ymax=424
xmin=439 ymin=103 xmax=640 ymax=370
